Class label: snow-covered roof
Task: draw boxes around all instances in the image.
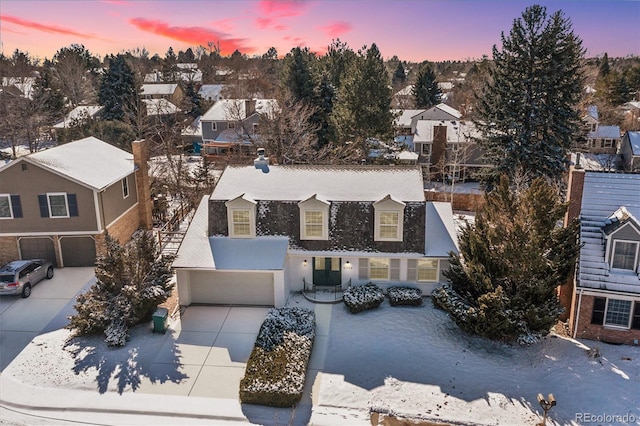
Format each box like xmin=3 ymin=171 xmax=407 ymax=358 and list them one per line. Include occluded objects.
xmin=181 ymin=116 xmax=202 ymax=137
xmin=588 ymin=125 xmax=620 ymax=139
xmin=394 ymin=85 xmax=413 ymax=96
xmin=585 ymin=105 xmax=599 ymax=121
xmin=11 ymin=137 xmax=135 ymax=190
xmin=201 ymin=99 xmax=277 ymax=121
xmin=413 ymin=120 xmax=480 ymax=144
xmin=141 ymin=83 xmax=178 ymax=96
xmin=209 ymin=236 xmax=289 ymax=270
xmin=625 ymin=131 xmax=640 ymax=156
xmin=578 ymin=172 xmax=640 ymax=294
xmin=569 ymin=152 xmax=621 ymax=171
xmin=438 ymin=82 xmax=454 ymax=91
xmin=198 ymin=84 xmax=225 ymax=100
xmin=142 ymin=99 xmax=180 ymax=116
xmin=172 ymin=196 xmax=214 ymax=269
xmin=425 ymin=202 xmax=459 ymax=256
xmin=396 ymin=151 xmax=418 ymax=161
xmin=623 ymin=101 xmax=640 ymax=110
xmin=214 ymin=129 xmax=253 ymax=144
xmin=211 ymin=165 xmax=426 ymax=202
xmin=392 ymin=109 xmax=426 ymax=127
xmin=53 ymin=105 xmax=103 ymax=129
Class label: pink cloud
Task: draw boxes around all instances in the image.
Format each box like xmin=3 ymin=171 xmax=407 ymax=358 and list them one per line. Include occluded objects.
xmin=128 ymin=18 xmax=254 ymax=55
xmin=259 ymin=0 xmax=308 ymax=17
xmin=100 ymin=0 xmax=132 ymax=5
xmin=274 ymin=24 xmax=287 ymax=31
xmin=256 ymin=17 xmax=273 ymax=29
xmin=0 ymin=15 xmax=99 ymax=39
xmin=319 ymin=21 xmax=352 ymax=38
xmin=211 ymin=18 xmax=238 ymax=33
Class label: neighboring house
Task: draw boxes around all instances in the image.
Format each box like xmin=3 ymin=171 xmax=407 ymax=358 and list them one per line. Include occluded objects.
xmin=1 ymin=77 xmax=35 ymax=99
xmin=619 ymin=131 xmax=640 ymax=171
xmin=200 ymin=99 xmax=277 ymax=156
xmin=173 ymin=160 xmax=458 ymax=307
xmin=142 ymin=98 xmax=181 ymax=117
xmin=198 ymin=84 xmax=226 ymax=102
xmin=140 ymin=83 xmax=184 ymax=105
xmin=0 ymin=137 xmax=153 ymax=268
xmin=565 ymin=170 xmax=640 ymax=345
xmin=181 ymin=116 xmax=203 ymax=151
xmin=583 ymin=105 xmax=622 ymax=154
xmin=52 ymin=105 xmax=104 ymax=129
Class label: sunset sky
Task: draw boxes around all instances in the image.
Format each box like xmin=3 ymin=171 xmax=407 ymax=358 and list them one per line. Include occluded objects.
xmin=1 ymin=0 xmax=638 ymax=63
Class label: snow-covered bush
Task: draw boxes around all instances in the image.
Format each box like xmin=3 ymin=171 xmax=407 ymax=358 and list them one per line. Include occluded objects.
xmin=387 ymin=286 xmax=423 ymax=306
xmin=343 ymin=283 xmax=385 ymax=313
xmin=240 ymin=307 xmax=315 ymax=407
xmin=104 ymin=317 xmax=129 ymax=347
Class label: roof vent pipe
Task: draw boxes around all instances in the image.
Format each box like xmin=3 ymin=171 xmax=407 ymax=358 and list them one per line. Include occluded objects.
xmin=254 ymin=148 xmax=270 ymax=172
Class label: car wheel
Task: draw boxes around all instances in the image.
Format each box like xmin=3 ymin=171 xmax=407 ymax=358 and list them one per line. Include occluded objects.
xmin=21 ymin=283 xmax=31 ymax=298
xmin=46 ymin=266 xmax=54 ymax=279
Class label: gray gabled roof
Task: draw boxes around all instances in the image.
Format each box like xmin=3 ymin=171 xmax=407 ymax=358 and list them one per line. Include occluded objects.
xmin=626 ymin=131 xmax=640 ymax=156
xmin=12 ymin=137 xmax=135 ymax=191
xmin=578 ymin=172 xmax=640 ymax=294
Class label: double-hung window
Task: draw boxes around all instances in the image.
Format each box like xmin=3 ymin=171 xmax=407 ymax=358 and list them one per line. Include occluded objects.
xmin=0 ymin=194 xmax=13 ymax=219
xmin=299 ymin=195 xmax=329 ymax=240
xmin=611 ymin=241 xmax=638 ymax=271
xmin=304 ymin=211 xmax=324 ymax=238
xmin=379 ymin=212 xmax=399 ymax=239
xmin=417 ymin=259 xmax=439 ymax=281
xmin=48 ymin=193 xmax=69 ymax=217
xmin=122 ymin=177 xmax=129 ymax=198
xmin=369 ymin=258 xmax=390 ymax=280
xmin=226 ymin=195 xmax=256 ymax=238
xmin=374 ymin=195 xmax=405 ymax=242
xmin=231 ymin=210 xmax=251 ymax=236
xmin=591 ymin=297 xmax=640 ymax=329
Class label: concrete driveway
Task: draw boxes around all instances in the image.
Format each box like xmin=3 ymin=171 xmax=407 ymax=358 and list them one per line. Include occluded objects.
xmin=0 ymin=267 xmax=95 ymax=371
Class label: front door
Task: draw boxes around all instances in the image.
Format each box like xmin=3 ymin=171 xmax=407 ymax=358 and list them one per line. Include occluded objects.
xmin=313 ymin=257 xmax=341 ymax=286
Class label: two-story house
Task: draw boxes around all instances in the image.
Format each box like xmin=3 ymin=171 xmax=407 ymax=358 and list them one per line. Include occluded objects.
xmin=566 ymin=170 xmax=640 ymax=345
xmin=200 ymin=99 xmax=277 ymax=157
xmin=173 ymin=155 xmax=458 ymax=307
xmin=619 ymin=131 xmax=640 ymax=172
xmin=0 ymin=137 xmax=153 ymax=267
xmin=582 ymin=105 xmax=622 ymax=154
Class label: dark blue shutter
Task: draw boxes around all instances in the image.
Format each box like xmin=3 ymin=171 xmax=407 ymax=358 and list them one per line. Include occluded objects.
xmin=38 ymin=194 xmax=49 ymax=217
xmin=10 ymin=195 xmax=22 ymax=218
xmin=68 ymin=194 xmax=78 ymax=217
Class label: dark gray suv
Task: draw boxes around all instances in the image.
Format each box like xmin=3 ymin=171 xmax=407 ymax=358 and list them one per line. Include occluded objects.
xmin=0 ymin=259 xmax=54 ymax=298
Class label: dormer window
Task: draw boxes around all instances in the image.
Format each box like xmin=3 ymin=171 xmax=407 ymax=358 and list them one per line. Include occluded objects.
xmin=226 ymin=195 xmax=256 ymax=238
xmin=374 ymin=195 xmax=405 ymax=242
xmin=612 ymin=241 xmax=638 ymax=271
xmin=299 ymin=195 xmax=329 ymax=240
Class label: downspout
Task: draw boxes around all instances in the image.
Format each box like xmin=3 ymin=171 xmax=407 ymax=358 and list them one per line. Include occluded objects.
xmin=573 ymin=287 xmax=584 ymax=339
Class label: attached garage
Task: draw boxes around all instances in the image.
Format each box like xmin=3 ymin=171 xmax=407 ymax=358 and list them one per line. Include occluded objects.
xmin=189 ymin=270 xmax=275 ymax=306
xmin=19 ymin=237 xmax=57 ymax=267
xmin=60 ymin=236 xmax=97 ymax=267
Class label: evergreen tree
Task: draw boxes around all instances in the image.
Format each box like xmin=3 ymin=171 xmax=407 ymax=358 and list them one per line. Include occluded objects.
xmin=181 ymin=80 xmax=204 ymax=119
xmin=98 ymin=54 xmax=138 ymax=121
xmin=281 ymin=47 xmax=316 ymax=103
xmin=392 ymin=61 xmax=407 ymax=87
xmin=432 ymin=176 xmax=580 ymax=343
xmin=412 ymin=63 xmax=441 ymax=108
xmin=162 ymin=47 xmax=178 ymax=81
xmin=474 ymin=5 xmax=585 ymax=190
xmin=67 ymin=231 xmax=174 ymax=346
xmin=598 ymin=52 xmax=610 ymax=77
xmin=331 ymin=43 xmax=394 ymax=155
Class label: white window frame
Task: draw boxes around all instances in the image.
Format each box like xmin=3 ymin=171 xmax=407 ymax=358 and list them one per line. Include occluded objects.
xmin=421 ymin=143 xmax=431 ymax=156
xmin=47 ymin=192 xmax=69 ymax=218
xmin=603 ymin=298 xmax=633 ymax=329
xmin=417 ymin=259 xmax=439 ymax=282
xmin=225 ymin=195 xmax=256 ymax=238
xmin=374 ymin=195 xmax=405 ymax=242
xmin=211 ymin=122 xmax=217 ymax=131
xmin=230 ymin=209 xmax=252 ymax=237
xmin=122 ymin=177 xmax=129 ymax=199
xmin=0 ymin=194 xmax=13 ymax=219
xmin=611 ymin=239 xmax=639 ymax=271
xmin=299 ymin=195 xmax=329 ymax=241
xmin=369 ymin=258 xmax=390 ymax=280
xmin=228 ymin=121 xmax=236 ymax=129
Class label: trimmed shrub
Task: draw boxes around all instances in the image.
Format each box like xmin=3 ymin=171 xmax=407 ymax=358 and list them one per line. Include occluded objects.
xmin=343 ymin=283 xmax=385 ymax=313
xmin=239 ymin=307 xmax=315 ymax=407
xmin=388 ymin=286 xmax=423 ymax=306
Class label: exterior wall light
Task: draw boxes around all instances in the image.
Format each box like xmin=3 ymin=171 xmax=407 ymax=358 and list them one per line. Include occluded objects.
xmin=303 ymin=259 xmax=308 ymax=267
xmin=344 ymin=261 xmax=352 ymax=270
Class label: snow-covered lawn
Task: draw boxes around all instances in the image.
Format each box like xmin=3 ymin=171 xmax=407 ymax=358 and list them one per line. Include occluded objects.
xmin=314 ymin=299 xmax=640 ymax=426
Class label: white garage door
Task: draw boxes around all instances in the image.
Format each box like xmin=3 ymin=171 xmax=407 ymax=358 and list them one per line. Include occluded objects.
xmin=189 ymin=270 xmax=274 ymax=306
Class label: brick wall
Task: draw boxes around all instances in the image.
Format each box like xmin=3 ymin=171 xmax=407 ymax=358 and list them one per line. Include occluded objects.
xmin=106 ymin=205 xmax=141 ymax=245
xmin=0 ymin=236 xmax=19 ymax=265
xmin=574 ymin=294 xmax=640 ymax=345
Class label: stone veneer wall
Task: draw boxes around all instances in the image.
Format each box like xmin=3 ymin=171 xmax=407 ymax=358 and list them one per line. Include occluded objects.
xmin=574 ymin=294 xmax=640 ymax=345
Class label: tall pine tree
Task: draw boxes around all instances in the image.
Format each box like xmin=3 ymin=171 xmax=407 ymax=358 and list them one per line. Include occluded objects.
xmin=412 ymin=63 xmax=441 ymax=108
xmin=98 ymin=54 xmax=138 ymax=121
xmin=433 ymin=176 xmax=580 ymax=342
xmin=474 ymin=5 xmax=585 ymax=190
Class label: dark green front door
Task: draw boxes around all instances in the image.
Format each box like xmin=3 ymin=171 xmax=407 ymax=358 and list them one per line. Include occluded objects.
xmin=313 ymin=257 xmax=341 ymax=286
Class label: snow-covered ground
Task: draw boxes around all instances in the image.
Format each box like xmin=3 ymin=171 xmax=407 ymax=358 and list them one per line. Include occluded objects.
xmin=3 ymin=294 xmax=638 ymax=426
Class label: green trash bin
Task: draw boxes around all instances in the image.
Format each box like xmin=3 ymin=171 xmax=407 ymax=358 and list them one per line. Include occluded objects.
xmin=152 ymin=307 xmax=169 ymax=334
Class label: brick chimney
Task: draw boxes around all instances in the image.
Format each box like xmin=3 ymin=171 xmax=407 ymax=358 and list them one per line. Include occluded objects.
xmin=132 ymin=140 xmax=153 ymax=230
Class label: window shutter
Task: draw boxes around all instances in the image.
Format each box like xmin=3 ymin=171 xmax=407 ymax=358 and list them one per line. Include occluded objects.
xmin=358 ymin=258 xmax=369 ymax=280
xmin=390 ymin=259 xmax=400 ymax=281
xmin=68 ymin=194 xmax=78 ymax=217
xmin=10 ymin=195 xmax=22 ymax=218
xmin=407 ymin=259 xmax=417 ymax=281
xmin=590 ymin=297 xmax=606 ymax=325
xmin=38 ymin=194 xmax=49 ymax=217
xmin=632 ymin=302 xmax=640 ymax=330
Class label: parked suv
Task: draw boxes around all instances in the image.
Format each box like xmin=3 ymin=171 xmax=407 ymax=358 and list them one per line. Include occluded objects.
xmin=0 ymin=259 xmax=54 ymax=298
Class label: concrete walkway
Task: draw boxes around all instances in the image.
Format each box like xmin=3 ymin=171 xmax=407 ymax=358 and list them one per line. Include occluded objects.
xmin=0 ymin=287 xmax=336 ymax=425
